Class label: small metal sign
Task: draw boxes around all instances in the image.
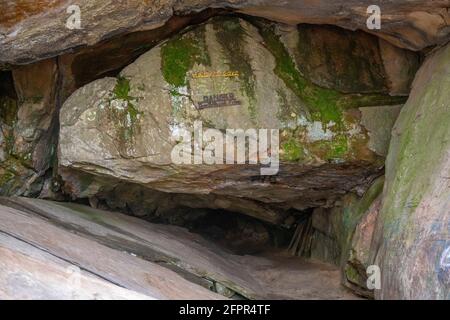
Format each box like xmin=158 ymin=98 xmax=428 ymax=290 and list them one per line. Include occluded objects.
xmin=192 ymin=71 xmax=239 ymax=79
xmin=197 ymin=93 xmax=242 ymax=110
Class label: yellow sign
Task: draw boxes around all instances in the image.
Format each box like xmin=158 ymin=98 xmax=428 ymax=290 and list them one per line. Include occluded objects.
xmin=191 ymin=71 xmax=240 ymax=79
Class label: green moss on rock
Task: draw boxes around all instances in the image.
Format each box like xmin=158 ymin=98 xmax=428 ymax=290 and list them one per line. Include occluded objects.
xmin=161 ymin=25 xmax=210 ymax=88
xmin=281 ymin=137 xmax=305 ymax=161
xmin=309 ymin=135 xmax=349 ymax=161
xmin=104 ymin=76 xmax=143 ymax=153
xmin=0 ymin=157 xmax=33 ymax=195
xmin=252 ymin=20 xmax=406 ymax=126
xmin=212 ymin=17 xmax=257 ymax=120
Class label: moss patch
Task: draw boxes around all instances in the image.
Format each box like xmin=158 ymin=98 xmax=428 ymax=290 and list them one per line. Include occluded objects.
xmin=104 ymin=76 xmax=143 ymax=154
xmin=281 ymin=137 xmax=305 ymax=161
xmin=0 ymin=157 xmax=32 ymax=195
xmin=308 ymin=135 xmax=349 ymax=161
xmin=380 ymin=46 xmax=450 ymax=234
xmin=252 ymin=20 xmax=406 ymax=126
xmin=161 ymin=25 xmax=211 ymax=88
xmin=212 ymin=17 xmax=257 ymax=121
xmin=113 ymin=76 xmax=141 ymax=124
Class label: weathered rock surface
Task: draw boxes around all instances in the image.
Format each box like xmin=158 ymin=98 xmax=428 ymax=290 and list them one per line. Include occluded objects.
xmin=58 ymin=17 xmax=404 ymax=223
xmin=343 ymin=180 xmax=383 ymax=297
xmin=0 ymin=237 xmax=154 ymax=300
xmin=308 ymin=176 xmax=384 ymax=297
xmin=0 ymin=59 xmax=61 ymax=197
xmin=0 ymin=0 xmax=448 ymax=65
xmin=293 ymin=25 xmax=420 ymax=95
xmin=0 ymin=197 xmax=358 ymax=300
xmin=373 ymin=43 xmax=450 ymax=300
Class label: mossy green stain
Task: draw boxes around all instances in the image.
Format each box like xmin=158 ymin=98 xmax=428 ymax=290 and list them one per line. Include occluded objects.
xmin=253 ymin=21 xmax=343 ymax=125
xmin=310 ymin=135 xmax=349 ymax=161
xmin=281 ymin=138 xmax=305 ymax=161
xmin=114 ymin=76 xmax=142 ymax=123
xmin=0 ymin=157 xmax=32 ymax=195
xmin=252 ymin=20 xmax=405 ymax=127
xmin=345 ymin=263 xmax=360 ymax=282
xmin=161 ymin=26 xmax=210 ymax=88
xmin=212 ymin=17 xmax=257 ymax=121
xmin=0 ymin=170 xmax=15 ymax=186
xmin=380 ymin=54 xmax=450 ymax=235
xmin=328 ymin=135 xmax=348 ymax=159
xmin=106 ymin=77 xmax=143 ymax=153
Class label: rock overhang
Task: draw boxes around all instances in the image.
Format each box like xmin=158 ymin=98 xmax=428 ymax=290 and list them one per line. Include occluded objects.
xmin=57 ymin=16 xmax=409 ymax=223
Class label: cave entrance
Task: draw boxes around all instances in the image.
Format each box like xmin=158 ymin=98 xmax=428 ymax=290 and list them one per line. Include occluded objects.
xmin=146 ymin=206 xmax=310 ymax=256
xmin=2 ymin=9 xmax=416 ymax=300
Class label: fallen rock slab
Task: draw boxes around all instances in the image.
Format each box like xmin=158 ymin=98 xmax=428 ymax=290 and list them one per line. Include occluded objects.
xmin=0 ymin=200 xmax=222 ymax=300
xmin=0 ymin=197 xmax=359 ymax=299
xmin=0 ymin=234 xmax=153 ymax=300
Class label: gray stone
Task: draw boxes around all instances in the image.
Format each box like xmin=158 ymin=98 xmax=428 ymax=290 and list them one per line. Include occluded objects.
xmin=58 ymin=17 xmax=402 ymax=223
xmin=373 ymin=43 xmax=450 ymax=300
xmin=1 ymin=0 xmax=448 ymax=65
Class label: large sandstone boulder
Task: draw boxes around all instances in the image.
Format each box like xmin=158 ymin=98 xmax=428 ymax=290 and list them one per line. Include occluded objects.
xmin=58 ymin=17 xmax=405 ymax=223
xmin=373 ymin=43 xmax=450 ymax=299
xmin=0 ymin=0 xmax=448 ymax=66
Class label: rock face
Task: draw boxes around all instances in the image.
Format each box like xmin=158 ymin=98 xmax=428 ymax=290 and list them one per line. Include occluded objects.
xmin=0 ymin=60 xmax=60 ymax=197
xmin=308 ymin=176 xmax=384 ymax=297
xmin=58 ymin=17 xmax=405 ymax=223
xmin=295 ymin=25 xmax=420 ymax=96
xmin=373 ymin=43 xmax=450 ymax=300
xmin=0 ymin=0 xmax=448 ymax=65
xmin=345 ymin=193 xmax=382 ymax=297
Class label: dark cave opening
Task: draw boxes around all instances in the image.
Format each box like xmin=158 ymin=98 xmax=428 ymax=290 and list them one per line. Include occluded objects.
xmin=74 ymin=192 xmax=317 ymax=257
xmin=147 ymin=206 xmax=302 ymax=255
